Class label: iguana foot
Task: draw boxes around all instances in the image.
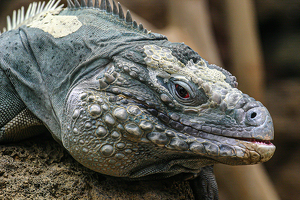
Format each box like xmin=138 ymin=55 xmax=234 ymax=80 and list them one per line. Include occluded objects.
xmin=189 ymin=166 xmax=219 ymax=200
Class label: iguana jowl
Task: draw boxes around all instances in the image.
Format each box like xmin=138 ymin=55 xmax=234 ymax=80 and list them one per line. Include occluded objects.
xmin=0 ymin=0 xmax=275 ymax=199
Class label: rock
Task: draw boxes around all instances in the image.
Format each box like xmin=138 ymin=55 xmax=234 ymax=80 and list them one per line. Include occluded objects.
xmin=0 ymin=134 xmax=194 ymax=199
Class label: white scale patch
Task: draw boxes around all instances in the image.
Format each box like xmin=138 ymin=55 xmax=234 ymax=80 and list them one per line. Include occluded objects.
xmin=143 ymin=45 xmax=232 ymax=95
xmin=197 ymin=66 xmax=225 ymax=83
xmin=27 ymin=11 xmax=82 ymax=38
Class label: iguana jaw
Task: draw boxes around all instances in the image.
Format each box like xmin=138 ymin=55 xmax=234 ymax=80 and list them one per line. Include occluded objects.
xmin=119 ymin=82 xmax=275 ymax=165
xmin=191 ymin=129 xmax=275 ymax=165
xmin=138 ymin=101 xmax=276 ymax=165
xmin=106 ymin=89 xmax=275 ymax=165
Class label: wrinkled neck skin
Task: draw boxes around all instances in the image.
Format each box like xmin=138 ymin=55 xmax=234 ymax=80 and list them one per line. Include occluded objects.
xmin=61 ymin=44 xmax=275 ymax=179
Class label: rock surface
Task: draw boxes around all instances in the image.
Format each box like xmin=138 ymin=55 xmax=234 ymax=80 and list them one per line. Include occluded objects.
xmin=0 ymin=133 xmax=194 ymax=199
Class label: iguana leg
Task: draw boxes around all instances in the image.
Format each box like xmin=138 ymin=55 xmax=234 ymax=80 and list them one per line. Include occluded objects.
xmin=0 ymin=71 xmax=44 ymax=143
xmin=189 ymin=165 xmax=219 ymax=200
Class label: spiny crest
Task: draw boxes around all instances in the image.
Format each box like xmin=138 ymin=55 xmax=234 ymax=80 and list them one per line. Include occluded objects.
xmin=67 ymin=0 xmax=148 ymax=33
xmin=1 ymin=0 xmax=63 ymax=35
xmin=0 ymin=0 xmax=148 ymax=36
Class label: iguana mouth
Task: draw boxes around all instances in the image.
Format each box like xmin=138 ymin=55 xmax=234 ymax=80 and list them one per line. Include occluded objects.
xmin=241 ymin=138 xmax=273 ymax=145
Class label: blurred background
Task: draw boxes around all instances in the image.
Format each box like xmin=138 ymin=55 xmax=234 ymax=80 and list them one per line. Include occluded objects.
xmin=0 ymin=0 xmax=299 ymax=199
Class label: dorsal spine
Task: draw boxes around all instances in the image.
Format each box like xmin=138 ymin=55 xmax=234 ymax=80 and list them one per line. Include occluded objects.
xmin=1 ymin=0 xmax=63 ymax=34
xmin=67 ymin=0 xmax=147 ymax=33
xmin=1 ymin=0 xmax=148 ymax=35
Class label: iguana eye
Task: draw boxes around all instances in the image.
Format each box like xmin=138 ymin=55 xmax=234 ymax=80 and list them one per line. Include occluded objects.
xmin=175 ymin=84 xmax=190 ymax=99
xmin=167 ymin=77 xmax=208 ymax=106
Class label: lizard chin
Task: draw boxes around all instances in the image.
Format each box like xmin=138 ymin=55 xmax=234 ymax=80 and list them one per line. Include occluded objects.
xmin=189 ymin=131 xmax=276 ymax=165
xmin=239 ymin=140 xmax=276 ymax=163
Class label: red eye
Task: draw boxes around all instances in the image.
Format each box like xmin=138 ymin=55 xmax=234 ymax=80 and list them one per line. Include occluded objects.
xmin=175 ymin=84 xmax=190 ymax=99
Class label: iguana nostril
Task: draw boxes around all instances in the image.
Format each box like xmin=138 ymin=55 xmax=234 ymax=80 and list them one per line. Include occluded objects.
xmin=245 ymin=107 xmax=267 ymax=126
xmin=250 ymin=112 xmax=257 ymax=119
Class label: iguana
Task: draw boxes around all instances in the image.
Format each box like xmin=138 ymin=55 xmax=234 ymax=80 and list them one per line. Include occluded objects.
xmin=0 ymin=0 xmax=275 ymax=199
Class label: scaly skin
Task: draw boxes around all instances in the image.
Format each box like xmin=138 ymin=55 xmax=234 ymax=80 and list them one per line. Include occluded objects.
xmin=0 ymin=0 xmax=275 ymax=199
xmin=62 ymin=43 xmax=275 ymax=179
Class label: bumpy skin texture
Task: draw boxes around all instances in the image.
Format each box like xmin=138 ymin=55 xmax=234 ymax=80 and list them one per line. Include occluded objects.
xmin=0 ymin=1 xmax=275 ymax=199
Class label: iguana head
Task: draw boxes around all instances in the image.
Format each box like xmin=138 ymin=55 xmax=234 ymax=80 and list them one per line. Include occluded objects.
xmin=63 ymin=43 xmax=275 ymax=179
xmin=53 ymin=1 xmax=275 ymax=179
